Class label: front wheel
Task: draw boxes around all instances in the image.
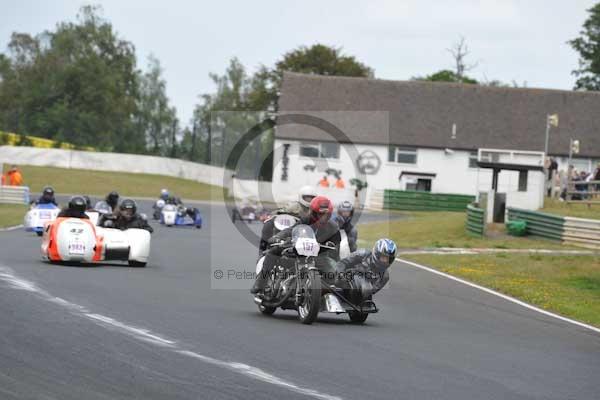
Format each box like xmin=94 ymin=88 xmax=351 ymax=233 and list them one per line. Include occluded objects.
xmin=348 ymin=311 xmax=368 ymax=324
xmin=297 ymin=269 xmax=321 ymax=325
xmin=36 ymin=231 xmax=43 ymax=237
xmin=258 ymin=304 xmax=276 ymax=315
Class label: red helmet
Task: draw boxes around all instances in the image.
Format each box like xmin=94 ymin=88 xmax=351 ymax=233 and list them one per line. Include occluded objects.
xmin=309 ymin=196 xmax=333 ymax=225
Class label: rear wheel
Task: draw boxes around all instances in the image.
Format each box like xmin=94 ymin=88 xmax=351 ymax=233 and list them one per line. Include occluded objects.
xmin=348 ymin=311 xmax=368 ymax=324
xmin=129 ymin=260 xmax=147 ymax=268
xmin=298 ymin=269 xmax=321 ymax=325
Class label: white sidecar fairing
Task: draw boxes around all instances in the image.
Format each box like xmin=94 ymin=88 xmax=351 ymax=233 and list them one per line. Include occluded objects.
xmin=25 ymin=204 xmax=60 ymax=235
xmin=97 ymin=226 xmax=151 ymax=264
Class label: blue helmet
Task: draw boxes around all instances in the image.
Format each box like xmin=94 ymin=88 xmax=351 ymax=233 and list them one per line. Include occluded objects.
xmin=160 ymin=188 xmax=169 ymax=200
xmin=372 ymin=238 xmax=397 ymax=269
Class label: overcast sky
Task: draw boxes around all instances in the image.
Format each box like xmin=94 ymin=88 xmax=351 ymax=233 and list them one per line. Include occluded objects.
xmin=0 ymin=0 xmax=596 ymax=126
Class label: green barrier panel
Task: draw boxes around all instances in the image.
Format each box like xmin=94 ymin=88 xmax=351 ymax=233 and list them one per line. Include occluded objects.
xmin=506 ymin=208 xmax=565 ymax=241
xmin=466 ymin=203 xmax=485 ymax=236
xmin=384 ymin=190 xmax=476 ymax=212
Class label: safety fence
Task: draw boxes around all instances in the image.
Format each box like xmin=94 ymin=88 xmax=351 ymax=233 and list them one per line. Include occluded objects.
xmin=0 ymin=185 xmax=30 ymax=204
xmin=466 ymin=203 xmax=485 ymax=236
xmin=506 ymin=207 xmax=600 ymax=249
xmin=383 ymin=190 xmax=475 ymax=211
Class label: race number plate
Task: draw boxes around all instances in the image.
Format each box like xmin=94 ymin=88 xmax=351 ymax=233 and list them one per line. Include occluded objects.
xmin=39 ymin=211 xmax=51 ymax=219
xmin=68 ymin=240 xmax=85 ymax=255
xmin=274 ymin=214 xmax=297 ymax=231
xmin=295 ymin=238 xmax=320 ymax=257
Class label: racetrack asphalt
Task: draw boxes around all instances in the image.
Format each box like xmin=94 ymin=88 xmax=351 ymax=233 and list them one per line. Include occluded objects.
xmin=0 ymin=200 xmax=598 ymax=400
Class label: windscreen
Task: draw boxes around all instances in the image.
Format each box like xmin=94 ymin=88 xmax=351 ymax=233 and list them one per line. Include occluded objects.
xmin=291 ymin=224 xmax=316 ymax=243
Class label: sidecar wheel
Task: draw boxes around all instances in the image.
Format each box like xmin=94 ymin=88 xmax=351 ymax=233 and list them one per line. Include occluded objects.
xmin=129 ymin=260 xmax=147 ymax=268
xmin=348 ymin=311 xmax=368 ymax=324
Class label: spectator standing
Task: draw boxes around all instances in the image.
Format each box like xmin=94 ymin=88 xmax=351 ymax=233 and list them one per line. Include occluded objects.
xmin=318 ymin=175 xmax=330 ymax=188
xmin=6 ymin=165 xmax=23 ymax=186
xmin=335 ymin=176 xmax=345 ymax=189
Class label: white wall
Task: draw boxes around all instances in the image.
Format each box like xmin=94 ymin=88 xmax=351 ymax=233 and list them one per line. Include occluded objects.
xmin=273 ymin=139 xmax=486 ymax=204
xmin=0 ymin=146 xmax=231 ymax=188
xmin=271 ymin=139 xmax=560 ymax=210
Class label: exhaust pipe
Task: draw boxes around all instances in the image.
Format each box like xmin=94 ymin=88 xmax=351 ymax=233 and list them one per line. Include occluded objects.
xmin=253 ymin=296 xmax=263 ymax=305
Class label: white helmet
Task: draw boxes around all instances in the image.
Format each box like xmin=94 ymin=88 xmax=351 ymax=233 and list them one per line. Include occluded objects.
xmin=298 ymin=185 xmax=317 ymax=208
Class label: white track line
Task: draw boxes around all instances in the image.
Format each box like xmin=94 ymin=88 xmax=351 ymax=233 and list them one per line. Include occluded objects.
xmin=0 ymin=266 xmax=342 ymax=400
xmin=398 ymin=258 xmax=600 ymax=335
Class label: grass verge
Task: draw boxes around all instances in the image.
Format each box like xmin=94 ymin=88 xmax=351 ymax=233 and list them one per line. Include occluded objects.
xmin=359 ymin=211 xmax=568 ymax=250
xmin=4 ymin=164 xmax=224 ymax=201
xmin=0 ymin=203 xmax=27 ymax=228
xmin=541 ymin=198 xmax=600 ymax=220
xmin=403 ymin=253 xmax=600 ymax=328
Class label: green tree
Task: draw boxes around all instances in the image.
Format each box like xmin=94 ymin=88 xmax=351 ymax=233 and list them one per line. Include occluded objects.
xmin=569 ymin=3 xmax=600 ymax=90
xmin=413 ymin=37 xmax=479 ymax=84
xmin=0 ymin=5 xmax=143 ymax=152
xmin=136 ymin=55 xmax=177 ymax=155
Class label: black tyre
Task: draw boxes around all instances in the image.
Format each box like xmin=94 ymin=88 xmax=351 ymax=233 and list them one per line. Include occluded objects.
xmin=129 ymin=260 xmax=147 ymax=268
xmin=348 ymin=311 xmax=368 ymax=324
xmin=297 ymin=269 xmax=321 ymax=325
xmin=36 ymin=231 xmax=43 ymax=237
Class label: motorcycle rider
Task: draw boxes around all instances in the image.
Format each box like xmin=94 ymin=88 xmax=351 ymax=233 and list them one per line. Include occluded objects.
xmin=334 ymin=200 xmax=358 ymax=252
xmin=57 ymin=196 xmax=89 ymax=219
xmin=258 ymin=185 xmax=317 ymax=253
xmin=83 ymin=195 xmax=93 ymax=211
xmin=99 ymin=199 xmax=153 ymax=233
xmin=36 ymin=186 xmax=58 ymax=205
xmin=335 ymin=238 xmax=397 ymax=295
xmin=251 ymin=195 xmax=341 ymax=294
xmin=153 ymin=189 xmax=169 ymax=219
xmin=160 ymin=188 xmax=169 ymax=201
xmin=105 ymin=191 xmax=120 ymax=211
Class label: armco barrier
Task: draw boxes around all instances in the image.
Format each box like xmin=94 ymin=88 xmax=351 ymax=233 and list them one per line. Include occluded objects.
xmin=506 ymin=208 xmax=565 ymax=241
xmin=466 ymin=203 xmax=485 ymax=236
xmin=384 ymin=190 xmax=475 ymax=211
xmin=507 ymin=207 xmax=600 ymax=249
xmin=563 ymin=217 xmax=600 ymax=249
xmin=0 ymin=185 xmax=30 ymax=204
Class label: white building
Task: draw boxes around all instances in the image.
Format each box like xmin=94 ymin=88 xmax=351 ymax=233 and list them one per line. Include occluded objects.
xmin=270 ymin=73 xmax=600 ymax=212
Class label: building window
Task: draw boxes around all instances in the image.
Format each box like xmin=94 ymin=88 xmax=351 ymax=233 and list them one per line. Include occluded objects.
xmin=299 ymin=142 xmax=340 ymax=159
xmin=469 ymin=151 xmax=478 ymax=168
xmin=406 ymin=178 xmax=432 ymax=192
xmin=388 ymin=146 xmax=417 ymax=164
xmin=321 ymin=142 xmax=340 ymax=159
xmin=518 ymin=170 xmax=528 ymax=192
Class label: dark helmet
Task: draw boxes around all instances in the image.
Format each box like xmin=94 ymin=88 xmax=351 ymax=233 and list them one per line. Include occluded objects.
xmin=83 ymin=195 xmax=92 ymax=210
xmin=337 ymin=200 xmax=354 ymax=224
xmin=106 ymin=191 xmax=119 ymax=208
xmin=372 ymin=239 xmax=397 ymax=269
xmin=118 ymin=198 xmax=137 ymax=220
xmin=68 ymin=196 xmax=87 ymax=214
xmin=42 ymin=186 xmax=54 ymax=199
xmin=309 ymin=196 xmax=333 ymax=226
